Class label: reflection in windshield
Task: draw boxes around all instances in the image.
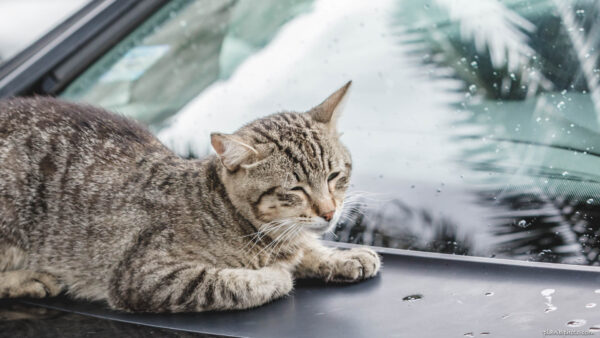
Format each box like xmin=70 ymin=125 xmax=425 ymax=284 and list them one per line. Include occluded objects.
xmin=62 ymin=0 xmax=600 ymax=266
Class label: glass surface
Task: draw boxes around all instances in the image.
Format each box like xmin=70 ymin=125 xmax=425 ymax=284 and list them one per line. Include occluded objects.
xmin=61 ymin=0 xmax=600 ymax=266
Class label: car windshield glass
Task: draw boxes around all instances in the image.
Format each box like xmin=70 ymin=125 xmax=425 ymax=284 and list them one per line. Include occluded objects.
xmin=61 ymin=0 xmax=600 ymax=266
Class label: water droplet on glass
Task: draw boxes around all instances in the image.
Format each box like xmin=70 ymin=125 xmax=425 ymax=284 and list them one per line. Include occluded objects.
xmin=536 ymin=117 xmax=542 ymax=122
xmin=567 ymin=319 xmax=586 ymax=328
xmin=485 ymin=292 xmax=494 ymax=296
xmin=562 ymin=171 xmax=568 ymax=176
xmin=464 ymin=333 xmax=474 ymax=337
xmin=410 ymin=185 xmax=415 ymax=189
xmin=545 ymin=305 xmax=558 ymax=313
xmin=576 ymin=9 xmax=585 ymax=15
xmin=570 ymin=123 xmax=575 ymax=127
xmin=468 ymin=84 xmax=477 ymax=94
xmin=587 ymin=198 xmax=594 ymax=204
xmin=541 ymin=289 xmax=555 ymax=297
xmin=595 ymin=289 xmax=600 ymax=294
xmin=436 ymin=188 xmax=442 ymax=193
xmin=561 ymin=89 xmax=567 ymax=95
xmin=470 ymin=61 xmax=478 ymax=69
xmin=557 ymin=101 xmax=565 ymax=110
xmin=590 ymin=325 xmax=600 ymax=332
xmin=586 ymin=303 xmax=596 ymax=308
xmin=518 ymin=220 xmax=528 ymax=228
xmin=480 ymin=333 xmax=490 ymax=336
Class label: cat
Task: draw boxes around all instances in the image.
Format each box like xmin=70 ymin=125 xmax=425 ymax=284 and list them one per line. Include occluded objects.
xmin=0 ymin=81 xmax=381 ymax=312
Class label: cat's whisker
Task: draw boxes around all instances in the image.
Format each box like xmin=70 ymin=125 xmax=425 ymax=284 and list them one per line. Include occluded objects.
xmin=240 ymin=220 xmax=291 ymax=254
xmin=252 ymin=223 xmax=296 ymax=260
xmin=271 ymin=222 xmax=304 ymax=259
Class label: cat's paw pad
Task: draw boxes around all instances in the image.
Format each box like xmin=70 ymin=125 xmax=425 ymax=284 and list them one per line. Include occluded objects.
xmin=330 ymin=248 xmax=381 ymax=282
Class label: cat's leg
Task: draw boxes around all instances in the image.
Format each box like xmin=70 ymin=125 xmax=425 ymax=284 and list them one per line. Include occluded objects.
xmin=295 ymin=240 xmax=381 ymax=282
xmin=108 ymin=263 xmax=293 ymax=312
xmin=0 ymin=270 xmax=63 ymax=298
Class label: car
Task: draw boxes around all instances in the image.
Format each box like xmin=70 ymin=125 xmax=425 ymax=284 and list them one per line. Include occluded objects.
xmin=1 ymin=0 xmax=599 ymax=336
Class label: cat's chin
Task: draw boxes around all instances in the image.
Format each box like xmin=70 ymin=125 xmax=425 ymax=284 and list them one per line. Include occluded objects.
xmin=304 ymin=220 xmax=337 ymax=235
xmin=305 ymin=222 xmax=331 ymax=234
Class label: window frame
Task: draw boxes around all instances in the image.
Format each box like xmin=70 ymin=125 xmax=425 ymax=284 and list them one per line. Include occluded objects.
xmin=0 ymin=0 xmax=168 ymax=98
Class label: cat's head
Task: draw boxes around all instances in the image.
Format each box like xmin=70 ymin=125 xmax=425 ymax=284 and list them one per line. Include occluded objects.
xmin=211 ymin=82 xmax=353 ymax=237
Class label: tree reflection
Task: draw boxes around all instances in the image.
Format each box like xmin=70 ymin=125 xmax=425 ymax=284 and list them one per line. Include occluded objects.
xmin=327 ymin=199 xmax=472 ymax=256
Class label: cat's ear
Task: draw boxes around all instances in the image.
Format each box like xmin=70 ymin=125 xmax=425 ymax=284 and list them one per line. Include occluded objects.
xmin=210 ymin=133 xmax=259 ymax=171
xmin=308 ymin=81 xmax=352 ymax=129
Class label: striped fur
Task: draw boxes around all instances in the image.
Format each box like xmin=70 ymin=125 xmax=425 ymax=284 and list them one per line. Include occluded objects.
xmin=0 ymin=82 xmax=380 ymax=312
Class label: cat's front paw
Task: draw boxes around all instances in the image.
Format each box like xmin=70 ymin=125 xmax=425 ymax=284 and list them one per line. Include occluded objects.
xmin=328 ymin=248 xmax=381 ymax=282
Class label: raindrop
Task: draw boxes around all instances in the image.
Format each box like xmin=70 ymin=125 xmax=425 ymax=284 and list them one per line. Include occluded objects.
xmin=561 ymin=171 xmax=568 ymax=176
xmin=545 ymin=305 xmax=557 ymax=313
xmin=586 ymin=303 xmax=596 ymax=308
xmin=480 ymin=333 xmax=490 ymax=336
xmin=485 ymin=292 xmax=494 ymax=296
xmin=595 ymin=289 xmax=600 ymax=294
xmin=590 ymin=325 xmax=600 ymax=332
xmin=518 ymin=220 xmax=528 ymax=228
xmin=535 ymin=117 xmax=542 ymax=122
xmin=587 ymin=198 xmax=594 ymax=204
xmin=567 ymin=319 xmax=586 ymax=328
xmin=561 ymin=89 xmax=567 ymax=95
xmin=570 ymin=123 xmax=575 ymax=127
xmin=464 ymin=333 xmax=474 ymax=337
xmin=410 ymin=185 xmax=415 ymax=189
xmin=469 ymin=84 xmax=477 ymax=94
xmin=402 ymin=294 xmax=423 ymax=302
xmin=470 ymin=61 xmax=478 ymax=69
xmin=541 ymin=289 xmax=555 ymax=297
xmin=436 ymin=188 xmax=442 ymax=193
xmin=576 ymin=9 xmax=585 ymax=16
xmin=557 ymin=101 xmax=566 ymax=110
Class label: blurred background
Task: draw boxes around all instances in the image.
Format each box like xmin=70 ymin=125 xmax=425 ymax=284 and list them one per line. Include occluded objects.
xmin=4 ymin=0 xmax=600 ymax=266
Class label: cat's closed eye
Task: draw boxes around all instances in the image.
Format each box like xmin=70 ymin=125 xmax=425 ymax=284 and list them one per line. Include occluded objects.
xmin=327 ymin=172 xmax=340 ymax=181
xmin=290 ymin=186 xmax=308 ymax=196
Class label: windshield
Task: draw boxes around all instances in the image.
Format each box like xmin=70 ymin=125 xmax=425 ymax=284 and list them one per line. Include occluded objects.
xmin=61 ymin=0 xmax=600 ymax=266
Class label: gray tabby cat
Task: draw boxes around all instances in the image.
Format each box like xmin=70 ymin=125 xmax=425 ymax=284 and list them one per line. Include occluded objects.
xmin=0 ymin=82 xmax=380 ymax=312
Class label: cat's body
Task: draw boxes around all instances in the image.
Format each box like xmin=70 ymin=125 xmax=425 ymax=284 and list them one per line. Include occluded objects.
xmin=0 ymin=83 xmax=380 ymax=312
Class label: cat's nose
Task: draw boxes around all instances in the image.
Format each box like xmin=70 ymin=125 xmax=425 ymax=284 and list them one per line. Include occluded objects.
xmin=321 ymin=210 xmax=335 ymax=222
